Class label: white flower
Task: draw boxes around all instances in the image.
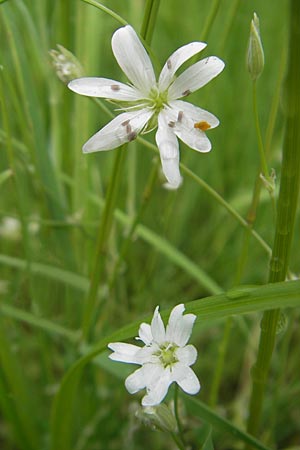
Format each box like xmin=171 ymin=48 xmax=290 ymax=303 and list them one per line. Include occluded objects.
xmin=108 ymin=304 xmax=200 ymax=406
xmin=68 ymin=25 xmax=224 ymax=188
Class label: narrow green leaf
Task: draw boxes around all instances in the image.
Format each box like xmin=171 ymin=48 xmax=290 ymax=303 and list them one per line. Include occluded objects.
xmin=185 ymin=397 xmax=271 ymax=450
xmin=0 ymin=303 xmax=78 ymax=342
xmin=0 ymin=253 xmax=90 ymax=293
xmin=0 ymin=326 xmax=40 ymax=450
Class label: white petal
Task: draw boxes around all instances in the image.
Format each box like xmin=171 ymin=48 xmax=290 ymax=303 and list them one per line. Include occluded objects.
xmin=168 ymin=56 xmax=225 ymax=100
xmin=159 ymin=42 xmax=207 ymax=92
xmin=125 ymin=363 xmax=162 ymax=395
xmin=108 ymin=342 xmax=142 ymax=364
xmin=142 ymin=369 xmax=172 ymax=406
xmin=155 ymin=112 xmax=182 ymax=188
xmin=111 ymin=25 xmax=156 ymax=95
xmin=83 ymin=108 xmax=153 ymax=153
xmin=176 ymin=345 xmax=198 ymax=366
xmin=172 ymin=363 xmax=200 ymax=395
xmin=125 ymin=366 xmax=147 ymax=393
xmin=170 ymin=99 xmax=220 ymax=129
xmin=151 ymin=306 xmax=166 ymax=344
xmin=68 ymin=77 xmax=144 ymax=101
xmin=137 ymin=322 xmax=153 ymax=345
xmin=162 ymin=105 xmax=212 ymax=153
xmin=166 ymin=304 xmax=196 ymax=346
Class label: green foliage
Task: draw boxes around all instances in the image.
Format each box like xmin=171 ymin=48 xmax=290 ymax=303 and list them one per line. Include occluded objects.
xmin=0 ymin=0 xmax=299 ymax=449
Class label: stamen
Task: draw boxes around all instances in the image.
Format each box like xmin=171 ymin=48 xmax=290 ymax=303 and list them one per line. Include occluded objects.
xmin=111 ymin=84 xmax=120 ymax=91
xmin=182 ymin=89 xmax=191 ymax=97
xmin=167 ymin=59 xmax=172 ymax=69
xmin=177 ymin=111 xmax=183 ymax=122
xmin=121 ymin=119 xmax=130 ymax=126
xmin=194 ymin=121 xmax=211 ymax=131
xmin=128 ymin=131 xmax=137 ymax=142
xmin=168 ymin=121 xmax=175 ymax=128
xmin=204 ymin=57 xmax=210 ymax=65
xmin=126 ymin=124 xmax=132 ymax=134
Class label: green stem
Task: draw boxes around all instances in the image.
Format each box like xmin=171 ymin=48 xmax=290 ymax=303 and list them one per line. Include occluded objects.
xmin=247 ymin=0 xmax=300 ymax=438
xmin=108 ymin=159 xmax=159 ymax=292
xmin=252 ymin=82 xmax=269 ymax=179
xmin=81 ymin=0 xmax=161 ymax=342
xmin=209 ymin=316 xmax=232 ymax=407
xmin=200 ymin=0 xmax=221 ymax=41
xmin=174 ymin=385 xmax=185 ymax=442
xmin=235 ymin=45 xmax=285 ymax=284
xmin=253 ymin=82 xmax=277 ymax=217
xmin=170 ymin=431 xmax=186 ymax=450
xmin=81 ymin=147 xmax=125 ymax=341
xmin=140 ymin=0 xmax=161 ymax=44
xmin=80 ymin=0 xmax=127 ymax=26
xmin=0 ymin=70 xmax=34 ymax=301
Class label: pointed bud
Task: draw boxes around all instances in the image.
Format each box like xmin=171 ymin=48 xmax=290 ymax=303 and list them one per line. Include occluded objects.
xmin=246 ymin=12 xmax=265 ymax=81
xmin=136 ymin=404 xmax=177 ymax=433
xmin=49 ymin=45 xmax=83 ymax=84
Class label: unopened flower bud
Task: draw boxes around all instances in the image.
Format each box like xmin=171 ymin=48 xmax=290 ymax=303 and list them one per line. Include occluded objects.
xmin=136 ymin=404 xmax=177 ymax=433
xmin=260 ymin=168 xmax=276 ymax=194
xmin=246 ymin=12 xmax=264 ymax=81
xmin=49 ymin=45 xmax=83 ymax=84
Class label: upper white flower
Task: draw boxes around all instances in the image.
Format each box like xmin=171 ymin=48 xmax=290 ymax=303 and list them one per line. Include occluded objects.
xmin=68 ymin=25 xmax=225 ymax=188
xmin=108 ymin=304 xmax=200 ymax=406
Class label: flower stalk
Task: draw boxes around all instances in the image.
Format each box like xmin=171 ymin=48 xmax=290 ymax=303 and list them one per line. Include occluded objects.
xmin=80 ymin=5 xmax=162 ymax=341
xmin=247 ymin=0 xmax=300 ymax=438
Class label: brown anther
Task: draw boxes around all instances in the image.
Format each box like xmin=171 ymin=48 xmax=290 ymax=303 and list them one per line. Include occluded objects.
xmin=111 ymin=84 xmax=120 ymax=91
xmin=126 ymin=124 xmax=132 ymax=134
xmin=128 ymin=131 xmax=137 ymax=142
xmin=204 ymin=57 xmax=210 ymax=65
xmin=168 ymin=121 xmax=176 ymax=128
xmin=121 ymin=119 xmax=130 ymax=126
xmin=177 ymin=111 xmax=184 ymax=122
xmin=167 ymin=59 xmax=172 ymax=69
xmin=182 ymin=89 xmax=191 ymax=97
xmin=194 ymin=121 xmax=211 ymax=131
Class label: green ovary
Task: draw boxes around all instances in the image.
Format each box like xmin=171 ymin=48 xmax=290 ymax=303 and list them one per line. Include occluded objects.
xmin=159 ymin=344 xmax=179 ymax=368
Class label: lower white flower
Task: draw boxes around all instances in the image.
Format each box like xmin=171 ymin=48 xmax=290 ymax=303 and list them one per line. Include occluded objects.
xmin=68 ymin=25 xmax=225 ymax=188
xmin=108 ymin=304 xmax=200 ymax=406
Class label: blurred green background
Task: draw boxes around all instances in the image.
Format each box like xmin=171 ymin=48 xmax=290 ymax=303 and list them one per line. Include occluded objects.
xmin=0 ymin=1 xmax=299 ymax=449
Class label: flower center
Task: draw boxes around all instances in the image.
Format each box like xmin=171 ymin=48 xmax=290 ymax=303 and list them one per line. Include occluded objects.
xmin=157 ymin=343 xmax=178 ymax=368
xmin=148 ymin=86 xmax=169 ymax=113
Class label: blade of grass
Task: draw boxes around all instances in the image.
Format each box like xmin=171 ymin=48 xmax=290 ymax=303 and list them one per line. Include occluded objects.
xmin=0 ymin=325 xmax=40 ymax=450
xmin=185 ymin=397 xmax=272 ymax=450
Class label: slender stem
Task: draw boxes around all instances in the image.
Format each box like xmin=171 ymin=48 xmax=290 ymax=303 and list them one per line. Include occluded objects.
xmin=80 ymin=0 xmax=127 ymax=26
xmin=235 ymin=46 xmax=285 ymax=284
xmin=253 ymin=82 xmax=277 ymax=218
xmin=174 ymin=385 xmax=184 ymax=439
xmin=108 ymin=159 xmax=159 ymax=292
xmin=252 ymin=82 xmax=269 ymax=179
xmin=247 ymin=0 xmax=300 ymax=438
xmin=200 ymin=0 xmax=221 ymax=41
xmin=209 ymin=316 xmax=232 ymax=407
xmin=140 ymin=0 xmax=161 ymax=44
xmin=81 ymin=0 xmax=161 ymax=341
xmin=81 ymin=147 xmax=125 ymax=341
xmin=170 ymin=432 xmax=186 ymax=450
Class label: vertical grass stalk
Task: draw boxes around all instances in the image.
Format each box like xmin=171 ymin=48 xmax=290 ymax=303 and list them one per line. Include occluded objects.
xmin=81 ymin=147 xmax=125 ymax=341
xmin=247 ymin=0 xmax=300 ymax=438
